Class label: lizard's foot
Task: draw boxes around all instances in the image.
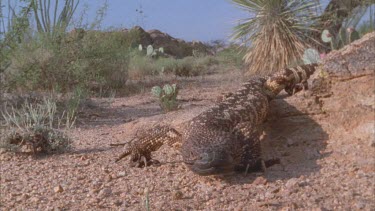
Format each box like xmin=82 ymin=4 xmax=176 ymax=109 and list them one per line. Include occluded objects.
xmin=130 ymin=156 xmax=161 ymax=168
xmin=238 ymin=158 xmax=281 ymax=175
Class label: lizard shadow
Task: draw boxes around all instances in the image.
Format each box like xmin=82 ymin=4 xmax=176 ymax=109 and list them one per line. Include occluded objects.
xmin=219 ymin=95 xmax=330 ymax=184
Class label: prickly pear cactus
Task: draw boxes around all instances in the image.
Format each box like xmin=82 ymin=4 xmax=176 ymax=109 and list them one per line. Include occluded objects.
xmin=151 ymin=84 xmax=179 ymax=112
xmin=303 ymin=48 xmax=320 ymax=64
xmin=139 ymin=44 xmax=143 ymax=51
xmin=151 ymin=86 xmax=162 ymax=97
xmin=321 ymin=30 xmax=332 ymax=43
xmin=147 ymin=45 xmax=154 ymax=56
xmin=321 ymin=29 xmax=336 ymax=50
xmin=163 ymin=84 xmax=173 ymax=95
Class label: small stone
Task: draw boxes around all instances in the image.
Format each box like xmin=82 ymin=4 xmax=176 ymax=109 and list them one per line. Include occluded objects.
xmin=270 ymin=186 xmax=280 ymax=193
xmin=264 ymin=191 xmax=274 ymax=199
xmin=286 ymin=138 xmax=296 ymax=147
xmin=253 ymin=176 xmax=267 ymax=185
xmin=106 ymin=175 xmax=113 ymax=182
xmin=285 ymin=178 xmax=299 ymax=189
xmin=22 ymin=193 xmax=30 ymax=199
xmin=54 ymin=185 xmax=64 ymax=193
xmin=117 ymin=171 xmax=126 ymax=177
xmin=370 ymin=139 xmax=375 ymax=147
xmin=172 ymin=190 xmax=183 ymax=200
xmin=102 ymin=167 xmax=110 ymax=173
xmin=0 ymin=148 xmax=7 ymax=154
xmin=30 ymin=197 xmax=40 ymax=203
xmin=355 ymin=201 xmax=366 ymax=209
xmin=113 ymin=199 xmax=123 ymax=206
xmin=90 ymin=188 xmax=100 ymax=195
xmin=98 ymin=188 xmax=112 ymax=198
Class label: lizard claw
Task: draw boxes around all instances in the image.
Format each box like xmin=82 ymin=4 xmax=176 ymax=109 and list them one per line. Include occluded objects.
xmin=130 ymin=156 xmax=161 ymax=168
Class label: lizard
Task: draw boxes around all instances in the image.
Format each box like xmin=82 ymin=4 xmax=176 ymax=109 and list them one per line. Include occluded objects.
xmin=114 ymin=64 xmax=318 ymax=176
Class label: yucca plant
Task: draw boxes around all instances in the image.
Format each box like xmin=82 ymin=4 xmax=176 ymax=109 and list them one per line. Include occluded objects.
xmin=231 ymin=0 xmax=319 ymax=75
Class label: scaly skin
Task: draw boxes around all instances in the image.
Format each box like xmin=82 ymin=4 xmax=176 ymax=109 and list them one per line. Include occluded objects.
xmin=115 ymin=64 xmax=317 ymax=175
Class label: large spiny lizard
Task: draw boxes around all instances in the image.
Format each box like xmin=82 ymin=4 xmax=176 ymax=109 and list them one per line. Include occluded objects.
xmin=115 ymin=64 xmax=317 ymax=175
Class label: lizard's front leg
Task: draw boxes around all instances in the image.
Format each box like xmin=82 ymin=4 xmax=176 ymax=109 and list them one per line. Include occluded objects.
xmin=233 ymin=128 xmax=279 ymax=174
xmin=115 ymin=126 xmax=182 ymax=167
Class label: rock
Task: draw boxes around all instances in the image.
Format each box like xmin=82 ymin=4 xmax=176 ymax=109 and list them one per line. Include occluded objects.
xmin=106 ymin=174 xmax=113 ymax=182
xmin=132 ymin=26 xmax=153 ymax=46
xmin=98 ymin=188 xmax=112 ymax=198
xmin=285 ymin=178 xmax=299 ymax=189
xmin=101 ymin=167 xmax=110 ymax=173
xmin=321 ymin=32 xmax=375 ymax=77
xmin=355 ymin=201 xmax=366 ymax=209
xmin=252 ymin=177 xmax=267 ymax=185
xmin=370 ymin=139 xmax=375 ymax=147
xmin=172 ymin=190 xmax=183 ymax=200
xmin=117 ymin=171 xmax=126 ymax=177
xmin=113 ymin=199 xmax=123 ymax=206
xmin=0 ymin=148 xmax=7 ymax=154
xmin=54 ymin=185 xmax=64 ymax=193
xmin=30 ymin=196 xmax=40 ymax=203
xmin=269 ymin=186 xmax=280 ymax=193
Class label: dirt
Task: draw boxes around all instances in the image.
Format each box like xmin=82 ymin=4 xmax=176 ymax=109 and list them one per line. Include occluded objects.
xmin=1 ymin=34 xmax=374 ymax=210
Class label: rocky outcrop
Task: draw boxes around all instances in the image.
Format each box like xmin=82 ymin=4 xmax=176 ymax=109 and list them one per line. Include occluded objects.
xmin=130 ymin=26 xmax=211 ymax=58
xmin=320 ymin=32 xmax=375 ymax=77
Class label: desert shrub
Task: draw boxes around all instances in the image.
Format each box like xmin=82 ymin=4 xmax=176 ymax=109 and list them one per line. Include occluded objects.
xmin=128 ymin=52 xmax=157 ymax=80
xmin=153 ymin=57 xmax=179 ymax=75
xmin=0 ymin=98 xmax=74 ymax=154
xmin=127 ymin=52 xmax=220 ymax=78
xmin=4 ymin=29 xmax=136 ymax=93
xmin=216 ymin=44 xmax=246 ymax=68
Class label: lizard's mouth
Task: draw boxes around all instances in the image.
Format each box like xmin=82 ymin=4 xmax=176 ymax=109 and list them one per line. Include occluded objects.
xmin=188 ymin=151 xmax=235 ymax=176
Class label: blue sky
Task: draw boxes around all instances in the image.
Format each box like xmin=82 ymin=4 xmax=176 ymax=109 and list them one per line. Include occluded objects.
xmin=78 ymin=0 xmax=249 ymax=42
xmin=3 ymin=0 xmax=373 ymax=42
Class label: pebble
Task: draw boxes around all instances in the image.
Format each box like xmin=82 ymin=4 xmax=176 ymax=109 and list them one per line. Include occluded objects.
xmin=355 ymin=201 xmax=366 ymax=209
xmin=98 ymin=188 xmax=112 ymax=198
xmin=285 ymin=178 xmax=299 ymax=189
xmin=118 ymin=171 xmax=126 ymax=177
xmin=172 ymin=190 xmax=183 ymax=200
xmin=370 ymin=139 xmax=375 ymax=147
xmin=54 ymin=185 xmax=64 ymax=193
xmin=252 ymin=177 xmax=267 ymax=185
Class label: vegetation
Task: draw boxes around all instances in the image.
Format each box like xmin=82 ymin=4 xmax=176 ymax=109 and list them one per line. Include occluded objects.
xmin=231 ymin=0 xmax=375 ymax=74
xmin=0 ymin=98 xmax=74 ymax=154
xmin=0 ymin=0 xmax=373 ymax=100
xmin=31 ymin=0 xmax=79 ymax=40
xmin=151 ymin=84 xmax=179 ymax=112
xmin=231 ymin=0 xmax=319 ymax=75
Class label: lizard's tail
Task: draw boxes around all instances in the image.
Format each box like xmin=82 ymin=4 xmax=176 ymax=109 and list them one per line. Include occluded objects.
xmin=264 ymin=63 xmax=318 ymax=97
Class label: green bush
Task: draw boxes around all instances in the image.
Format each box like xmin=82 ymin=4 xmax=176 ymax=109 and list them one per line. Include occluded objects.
xmin=216 ymin=44 xmax=246 ymax=68
xmin=0 ymin=98 xmax=73 ymax=154
xmin=4 ymin=29 xmax=139 ymax=93
xmin=128 ymin=52 xmax=157 ymax=79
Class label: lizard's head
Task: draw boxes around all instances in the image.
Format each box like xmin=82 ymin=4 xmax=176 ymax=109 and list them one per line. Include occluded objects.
xmin=189 ymin=150 xmax=235 ymax=176
xmin=181 ymin=131 xmax=238 ymax=176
